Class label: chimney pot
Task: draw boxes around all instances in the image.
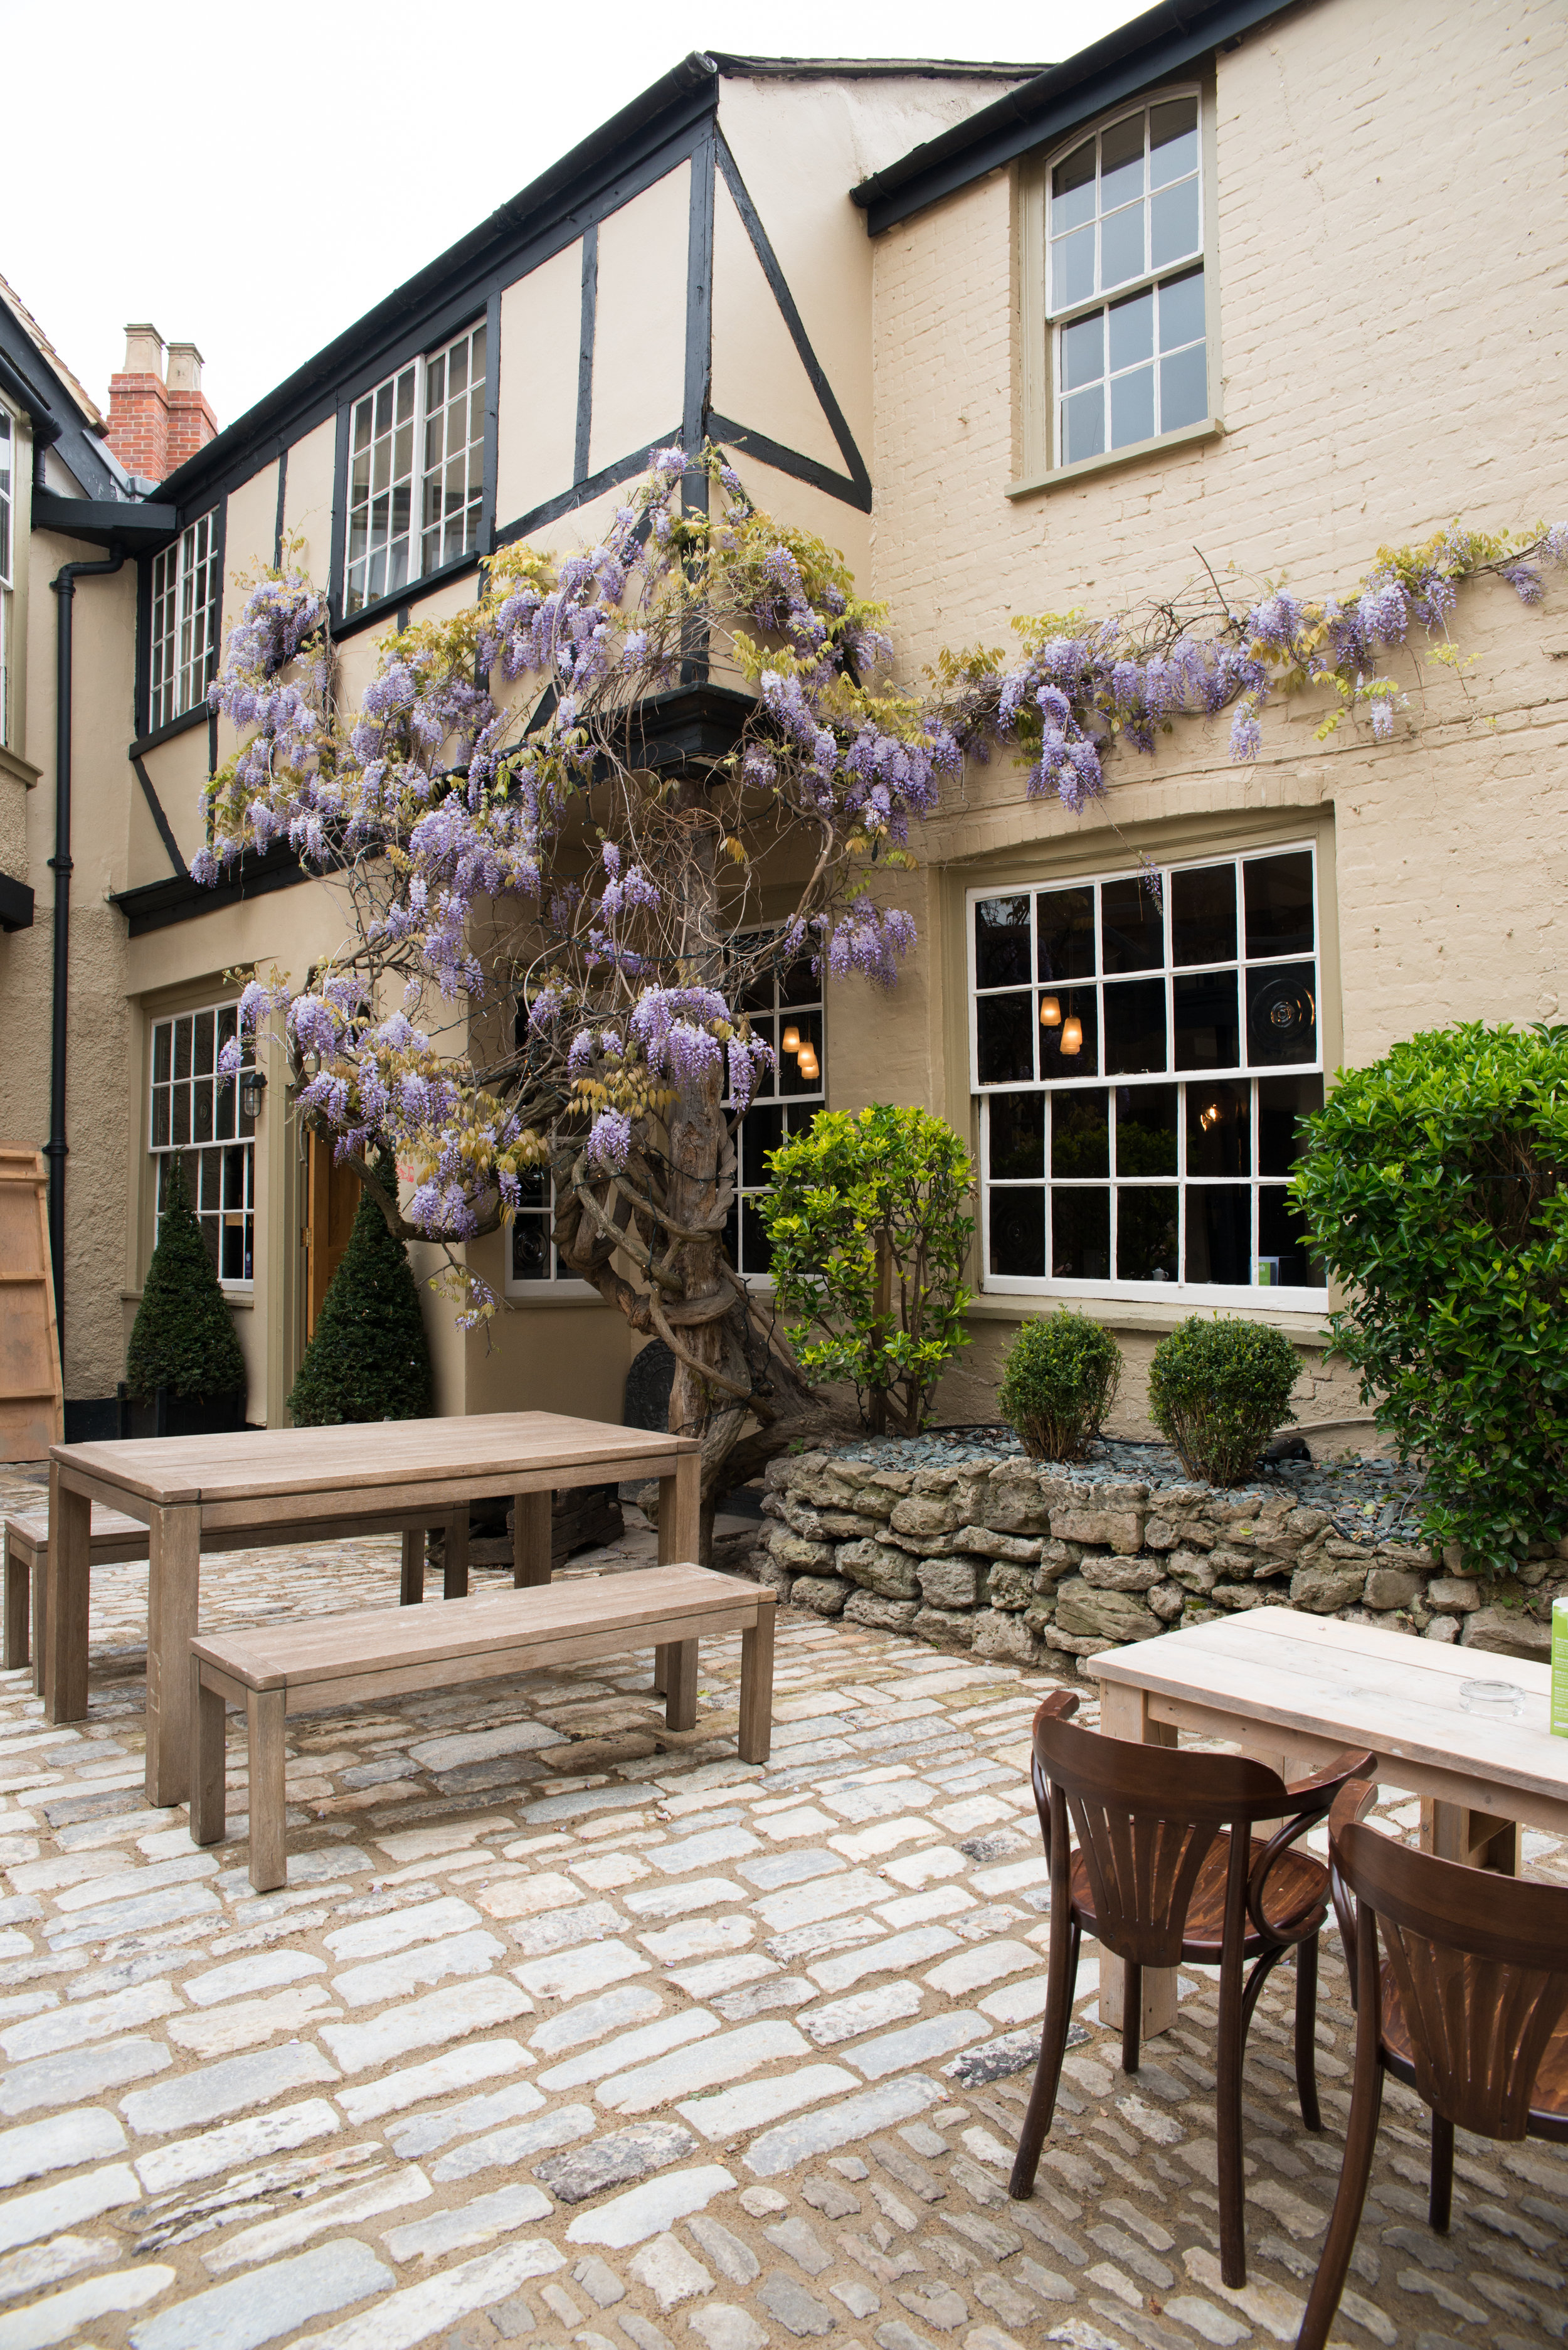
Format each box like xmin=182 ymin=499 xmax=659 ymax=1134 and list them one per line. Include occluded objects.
xmin=166 ymin=341 xmax=204 ymax=395
xmin=122 ymin=322 xmax=165 ymax=380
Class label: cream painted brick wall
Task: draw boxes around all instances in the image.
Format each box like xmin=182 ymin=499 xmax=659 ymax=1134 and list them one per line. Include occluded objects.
xmin=861 ymin=0 xmax=1568 ymax=1428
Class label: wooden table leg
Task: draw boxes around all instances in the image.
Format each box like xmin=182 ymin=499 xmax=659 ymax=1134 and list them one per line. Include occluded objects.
xmin=146 ymin=1502 xmax=200 ymax=1807
xmin=29 ymin=1551 xmax=45 ymax=1697
xmin=513 ymin=1491 xmax=553 ymax=1588
xmin=4 ymin=1535 xmax=29 ymax=1673
xmin=246 ymin=1686 xmax=288 ymax=1891
xmin=189 ymin=1659 xmax=226 ymax=1847
xmin=444 ymin=1509 xmax=470 ymax=1600
xmin=1098 ymin=1678 xmax=1180 ymax=2042
xmin=44 ymin=1467 xmax=90 ymax=1725
xmin=400 ymin=1531 xmax=425 ymax=1605
xmin=659 ymin=1450 xmax=701 ymax=1566
xmin=1422 ymin=1798 xmax=1522 ymax=1875
xmin=739 ymin=1595 xmax=775 ymax=1765
xmin=665 ymin=1639 xmax=699 ymax=1734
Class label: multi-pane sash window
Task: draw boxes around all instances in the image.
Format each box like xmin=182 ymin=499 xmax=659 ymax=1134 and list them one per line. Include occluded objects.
xmin=346 ymin=320 xmax=487 ymax=616
xmin=0 ymin=408 xmax=11 ymax=745
xmin=724 ymin=949 xmax=825 ymax=1280
xmin=149 ymin=510 xmax=221 ymax=731
xmin=1049 ymin=94 xmax=1207 ymax=467
xmin=972 ymin=849 xmax=1325 ymax=1299
xmin=149 ymin=1003 xmax=255 ymax=1285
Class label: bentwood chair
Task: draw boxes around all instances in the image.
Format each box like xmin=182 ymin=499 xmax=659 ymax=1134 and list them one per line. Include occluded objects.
xmin=1296 ymin=1780 xmax=1568 ymax=2350
xmin=1008 ymin=1689 xmax=1374 ymax=2287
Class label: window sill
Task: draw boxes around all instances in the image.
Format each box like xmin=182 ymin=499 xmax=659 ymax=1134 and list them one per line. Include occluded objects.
xmin=130 ymin=705 xmax=211 ymax=760
xmin=1007 ymin=414 xmax=1226 ymax=501
xmin=0 ymin=744 xmax=41 ymax=789
xmin=968 ymin=1292 xmax=1333 ymax=1344
xmin=334 ymin=546 xmax=483 ymax=642
xmin=504 ymin=1285 xmax=610 ymax=1307
xmin=120 ymin=1286 xmax=254 ymax=1310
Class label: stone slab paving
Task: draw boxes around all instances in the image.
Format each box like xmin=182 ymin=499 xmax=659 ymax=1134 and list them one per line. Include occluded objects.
xmin=1 ymin=1460 xmax=1565 ymax=2350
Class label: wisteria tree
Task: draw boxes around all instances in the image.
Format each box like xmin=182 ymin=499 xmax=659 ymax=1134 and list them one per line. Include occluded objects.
xmin=205 ymin=460 xmax=1565 ymax=1538
xmin=206 ymin=450 xmax=956 ymax=1533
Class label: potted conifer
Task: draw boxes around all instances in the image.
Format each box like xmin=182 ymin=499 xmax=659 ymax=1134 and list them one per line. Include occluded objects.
xmin=287 ymin=1156 xmax=433 ymax=1424
xmin=120 ymin=1157 xmax=249 ymax=1438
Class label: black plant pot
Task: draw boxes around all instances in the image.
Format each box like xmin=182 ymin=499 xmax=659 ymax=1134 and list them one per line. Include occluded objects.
xmin=116 ymin=1383 xmax=248 ymax=1441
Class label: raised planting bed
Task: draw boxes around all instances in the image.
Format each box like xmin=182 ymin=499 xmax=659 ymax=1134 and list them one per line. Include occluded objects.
xmin=744 ymin=1432 xmax=1568 ymax=1669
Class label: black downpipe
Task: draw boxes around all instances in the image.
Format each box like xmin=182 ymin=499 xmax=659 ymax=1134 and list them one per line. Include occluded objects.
xmin=46 ymin=552 xmax=125 ymax=1358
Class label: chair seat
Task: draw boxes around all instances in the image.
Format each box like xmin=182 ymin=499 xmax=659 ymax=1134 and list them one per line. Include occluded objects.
xmin=1069 ymin=1832 xmax=1328 ymax=1961
xmin=1378 ymin=1962 xmax=1568 ymax=2140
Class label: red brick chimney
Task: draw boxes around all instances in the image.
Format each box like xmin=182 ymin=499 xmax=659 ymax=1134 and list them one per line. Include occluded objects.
xmin=107 ymin=324 xmax=169 ymax=481
xmin=106 ymin=325 xmax=217 ymax=482
xmin=166 ymin=341 xmax=217 ymax=471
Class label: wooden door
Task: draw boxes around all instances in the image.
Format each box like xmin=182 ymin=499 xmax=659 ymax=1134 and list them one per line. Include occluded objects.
xmin=0 ymin=1144 xmax=64 ymax=1460
xmin=303 ymin=1135 xmax=362 ymax=1339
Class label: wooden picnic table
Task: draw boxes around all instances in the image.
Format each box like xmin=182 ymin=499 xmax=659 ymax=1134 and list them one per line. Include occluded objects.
xmin=1086 ymin=1604 xmax=1566 ymax=2044
xmin=46 ymin=1411 xmax=701 ymax=1807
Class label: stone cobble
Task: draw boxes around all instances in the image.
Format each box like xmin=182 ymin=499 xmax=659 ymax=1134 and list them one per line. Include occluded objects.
xmin=1 ymin=1460 xmax=1565 ymax=2350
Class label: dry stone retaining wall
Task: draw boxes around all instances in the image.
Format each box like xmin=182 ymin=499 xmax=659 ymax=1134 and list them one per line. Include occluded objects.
xmin=744 ymin=1449 xmax=1568 ymax=1669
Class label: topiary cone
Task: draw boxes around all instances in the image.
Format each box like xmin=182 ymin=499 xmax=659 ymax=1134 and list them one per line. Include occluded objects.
xmin=126 ymin=1156 xmax=248 ymax=1403
xmin=287 ymin=1154 xmax=434 ymax=1425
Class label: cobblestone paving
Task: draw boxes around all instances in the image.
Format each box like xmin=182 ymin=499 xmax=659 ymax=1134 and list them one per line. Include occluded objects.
xmin=2 ymin=1462 xmax=1565 ymax=2350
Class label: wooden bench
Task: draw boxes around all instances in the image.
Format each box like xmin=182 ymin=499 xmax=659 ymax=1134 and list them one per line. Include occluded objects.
xmin=189 ymin=1565 xmax=776 ymax=1890
xmin=4 ymin=1503 xmax=474 ymax=1689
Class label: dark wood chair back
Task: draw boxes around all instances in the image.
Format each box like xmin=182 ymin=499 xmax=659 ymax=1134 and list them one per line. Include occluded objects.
xmin=1329 ymin=1780 xmax=1568 ymax=2142
xmin=1034 ymin=1699 xmax=1306 ymax=1969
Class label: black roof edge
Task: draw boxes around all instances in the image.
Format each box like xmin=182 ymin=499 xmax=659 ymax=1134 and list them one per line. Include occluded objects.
xmin=850 ymin=0 xmax=1293 ymax=231
xmin=154 ymin=52 xmax=724 ymax=513
xmin=0 ymin=306 xmax=126 ymax=498
xmin=0 ymin=872 xmax=34 ymax=933
xmin=706 ymin=53 xmax=1048 ymax=79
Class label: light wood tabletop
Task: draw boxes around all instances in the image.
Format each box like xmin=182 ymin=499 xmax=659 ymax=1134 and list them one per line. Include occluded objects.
xmin=46 ymin=1410 xmax=701 ymax=1808
xmin=1084 ymin=1605 xmax=1565 ymax=2042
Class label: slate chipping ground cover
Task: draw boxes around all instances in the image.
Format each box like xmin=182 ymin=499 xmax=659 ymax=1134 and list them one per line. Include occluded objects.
xmin=1 ymin=1462 xmax=1565 ymax=2350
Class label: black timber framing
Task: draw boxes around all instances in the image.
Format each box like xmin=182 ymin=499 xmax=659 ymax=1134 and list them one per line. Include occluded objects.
xmin=850 ymin=0 xmax=1290 ymax=233
xmin=130 ymin=755 xmax=189 ymax=880
xmin=118 ymin=53 xmax=891 ymax=927
xmin=714 ymin=132 xmax=872 ymax=509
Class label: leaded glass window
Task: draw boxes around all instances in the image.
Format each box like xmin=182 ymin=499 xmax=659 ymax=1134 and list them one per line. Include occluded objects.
xmin=149 ymin=1003 xmax=255 ymax=1285
xmin=149 ymin=509 xmax=221 ymax=730
xmin=346 ymin=320 xmax=487 ymax=617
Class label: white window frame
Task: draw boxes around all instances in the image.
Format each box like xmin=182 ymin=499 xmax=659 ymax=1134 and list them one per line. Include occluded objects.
xmin=344 ymin=318 xmax=487 ymax=618
xmin=968 ymin=844 xmax=1327 ymax=1309
xmin=149 ymin=1001 xmax=256 ymax=1289
xmin=1044 ymin=86 xmax=1209 ymax=471
xmin=149 ymin=508 xmax=221 ymax=731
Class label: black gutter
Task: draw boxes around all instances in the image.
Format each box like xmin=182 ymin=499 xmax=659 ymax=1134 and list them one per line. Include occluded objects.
xmin=46 ymin=552 xmax=126 ymax=1353
xmin=32 ymin=492 xmax=176 ymax=551
xmin=849 ymin=0 xmax=1290 ymax=232
xmin=152 ymin=53 xmax=723 ymax=516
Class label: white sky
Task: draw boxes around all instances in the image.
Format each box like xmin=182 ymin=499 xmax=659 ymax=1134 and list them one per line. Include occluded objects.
xmin=6 ymin=0 xmax=1148 ymax=435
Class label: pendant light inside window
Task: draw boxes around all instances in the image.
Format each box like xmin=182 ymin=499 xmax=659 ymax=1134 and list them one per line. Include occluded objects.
xmin=1060 ymin=1015 xmax=1083 ymax=1056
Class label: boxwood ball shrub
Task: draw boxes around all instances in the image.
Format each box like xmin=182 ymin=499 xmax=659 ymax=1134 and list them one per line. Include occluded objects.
xmin=288 ymin=1156 xmax=434 ymax=1425
xmin=1148 ymin=1315 xmax=1300 ymax=1486
xmin=998 ymin=1311 xmax=1121 ymax=1462
xmin=126 ymin=1156 xmax=248 ymax=1403
xmin=1292 ymin=1021 xmax=1568 ymax=1575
